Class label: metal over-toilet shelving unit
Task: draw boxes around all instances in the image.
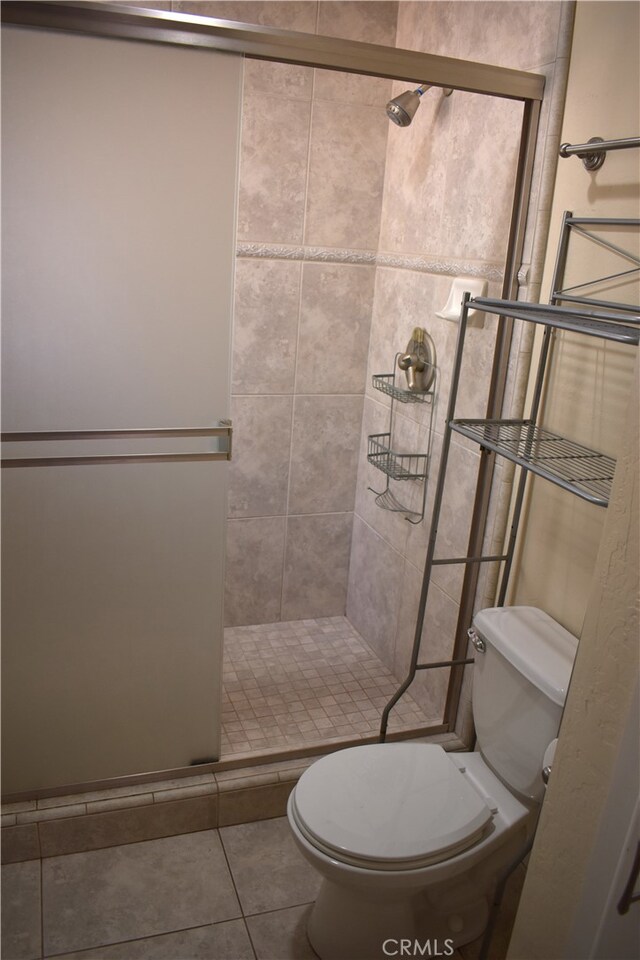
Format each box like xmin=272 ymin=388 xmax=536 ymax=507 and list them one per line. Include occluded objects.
xmin=380 ymin=212 xmax=640 ymax=740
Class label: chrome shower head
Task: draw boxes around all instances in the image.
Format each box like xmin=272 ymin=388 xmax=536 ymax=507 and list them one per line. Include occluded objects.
xmin=386 ymin=84 xmax=453 ymax=126
xmin=386 ymin=84 xmax=429 ymax=127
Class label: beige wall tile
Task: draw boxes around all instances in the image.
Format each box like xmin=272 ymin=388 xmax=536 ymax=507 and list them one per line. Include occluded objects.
xmin=406 ymin=435 xmax=482 ymax=602
xmin=441 ymin=94 xmax=523 ymax=263
xmin=237 ymin=95 xmax=311 ymax=244
xmin=288 ymin=395 xmax=363 ymax=514
xmin=393 ymin=558 xmax=460 ymax=718
xmin=296 ymin=262 xmax=375 ymax=395
xmin=174 ymin=1 xmax=318 ymax=31
xmin=378 ymin=85 xmax=454 ymax=256
xmin=281 ymin=512 xmax=353 ymax=619
xmin=354 ymin=398 xmax=425 ymax=552
xmin=394 ymin=1 xmax=561 ymax=71
xmin=304 ymin=100 xmax=388 ymax=249
xmin=317 ymin=1 xmax=397 ymax=43
xmin=244 ymin=60 xmax=314 ymax=101
xmin=346 ymin=514 xmax=404 ymax=667
xmin=228 ymin=395 xmax=293 ymax=518
xmin=233 ymin=258 xmax=302 ymax=395
xmin=314 ymin=68 xmax=392 ymax=107
xmin=224 ymin=517 xmax=286 ymax=626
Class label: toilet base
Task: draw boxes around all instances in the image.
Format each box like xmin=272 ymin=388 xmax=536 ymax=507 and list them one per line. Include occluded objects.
xmin=306 ymin=875 xmax=489 ymax=960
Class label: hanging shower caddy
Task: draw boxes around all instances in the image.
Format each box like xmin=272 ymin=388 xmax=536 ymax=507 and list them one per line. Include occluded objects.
xmin=367 ymin=351 xmax=437 ymax=524
xmin=379 ymin=211 xmax=640 ymax=740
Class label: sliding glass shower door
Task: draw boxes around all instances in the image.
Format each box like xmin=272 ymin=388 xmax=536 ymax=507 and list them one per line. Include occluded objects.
xmin=1 ymin=25 xmax=241 ymax=794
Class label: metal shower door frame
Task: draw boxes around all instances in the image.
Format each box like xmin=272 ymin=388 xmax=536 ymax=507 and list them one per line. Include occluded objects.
xmin=1 ymin=0 xmax=544 ymax=764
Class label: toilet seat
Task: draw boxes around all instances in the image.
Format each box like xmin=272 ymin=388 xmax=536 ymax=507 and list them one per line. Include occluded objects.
xmin=290 ymin=743 xmax=493 ymax=871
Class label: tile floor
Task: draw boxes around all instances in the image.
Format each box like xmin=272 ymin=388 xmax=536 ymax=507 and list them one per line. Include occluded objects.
xmin=2 ymin=816 xmax=525 ymax=960
xmin=221 ymin=617 xmax=439 ymax=760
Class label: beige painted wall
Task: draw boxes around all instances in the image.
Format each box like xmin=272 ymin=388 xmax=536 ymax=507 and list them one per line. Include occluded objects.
xmin=507 ymin=3 xmax=640 ymax=957
xmin=510 ymin=0 xmax=639 ymax=637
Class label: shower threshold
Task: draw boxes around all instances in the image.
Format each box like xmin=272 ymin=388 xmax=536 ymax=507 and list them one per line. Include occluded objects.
xmin=222 ymin=616 xmax=442 ymax=763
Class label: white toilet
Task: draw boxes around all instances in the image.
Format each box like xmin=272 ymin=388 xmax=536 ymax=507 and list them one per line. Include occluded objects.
xmin=287 ymin=606 xmax=578 ymax=960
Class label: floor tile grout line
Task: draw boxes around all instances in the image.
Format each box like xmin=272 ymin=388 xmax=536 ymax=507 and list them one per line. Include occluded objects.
xmin=242 ymin=898 xmax=316 ymax=921
xmin=38 ymin=915 xmax=252 ymax=960
xmin=218 ymin=824 xmax=252 ymax=926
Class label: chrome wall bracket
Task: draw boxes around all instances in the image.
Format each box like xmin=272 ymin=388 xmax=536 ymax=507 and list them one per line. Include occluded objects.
xmin=559 ymin=135 xmax=640 ymax=171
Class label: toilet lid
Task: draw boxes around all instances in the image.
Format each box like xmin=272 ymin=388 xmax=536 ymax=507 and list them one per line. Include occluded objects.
xmin=291 ymin=744 xmax=493 ymax=870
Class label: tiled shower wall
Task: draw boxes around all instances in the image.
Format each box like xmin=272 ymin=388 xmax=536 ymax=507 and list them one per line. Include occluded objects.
xmin=215 ymin=1 xmax=400 ymax=626
xmin=139 ymin=3 xmax=572 ymax=684
xmin=346 ymin=1 xmax=573 ymax=722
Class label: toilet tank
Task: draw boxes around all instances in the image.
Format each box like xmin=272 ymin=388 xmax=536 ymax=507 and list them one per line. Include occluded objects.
xmin=471 ymin=606 xmax=578 ymax=802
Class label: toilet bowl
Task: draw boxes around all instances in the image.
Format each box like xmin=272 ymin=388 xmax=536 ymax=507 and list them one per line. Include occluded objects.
xmin=287 ymin=606 xmax=578 ymax=960
xmin=288 ymin=744 xmax=534 ymax=960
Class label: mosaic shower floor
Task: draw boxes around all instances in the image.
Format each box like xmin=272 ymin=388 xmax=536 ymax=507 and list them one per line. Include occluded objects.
xmin=221 ymin=616 xmax=439 ymax=761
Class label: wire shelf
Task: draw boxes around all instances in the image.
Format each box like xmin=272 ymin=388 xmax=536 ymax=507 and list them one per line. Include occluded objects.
xmin=367 ymin=434 xmax=428 ymax=481
xmin=469 ymin=297 xmax=640 ymax=344
xmin=451 ymin=418 xmax=615 ymax=506
xmin=372 ymin=373 xmax=434 ymax=404
xmin=371 ymin=487 xmax=423 ymax=522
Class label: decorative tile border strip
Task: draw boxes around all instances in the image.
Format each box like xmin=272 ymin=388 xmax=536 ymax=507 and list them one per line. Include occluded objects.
xmin=236 ymin=241 xmax=504 ymax=282
xmin=375 ymin=252 xmax=504 ymax=283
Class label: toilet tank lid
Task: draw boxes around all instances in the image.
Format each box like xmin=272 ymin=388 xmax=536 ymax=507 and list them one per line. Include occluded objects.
xmin=473 ymin=606 xmax=578 ymax=706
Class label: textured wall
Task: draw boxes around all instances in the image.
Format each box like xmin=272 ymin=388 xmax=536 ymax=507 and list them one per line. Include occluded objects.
xmin=509 ymin=0 xmax=640 ymax=636
xmin=507 ymin=6 xmax=640 ymax=952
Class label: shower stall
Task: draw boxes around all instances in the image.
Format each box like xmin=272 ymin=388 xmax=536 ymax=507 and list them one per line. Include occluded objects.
xmin=1 ymin=0 xmax=565 ymax=799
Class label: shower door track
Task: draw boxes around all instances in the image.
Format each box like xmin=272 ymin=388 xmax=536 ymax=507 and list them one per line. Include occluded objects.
xmin=2 ymin=0 xmax=545 ymax=754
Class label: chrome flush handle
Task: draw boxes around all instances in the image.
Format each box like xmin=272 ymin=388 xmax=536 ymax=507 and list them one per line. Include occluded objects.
xmin=467 ymin=628 xmax=486 ymax=654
